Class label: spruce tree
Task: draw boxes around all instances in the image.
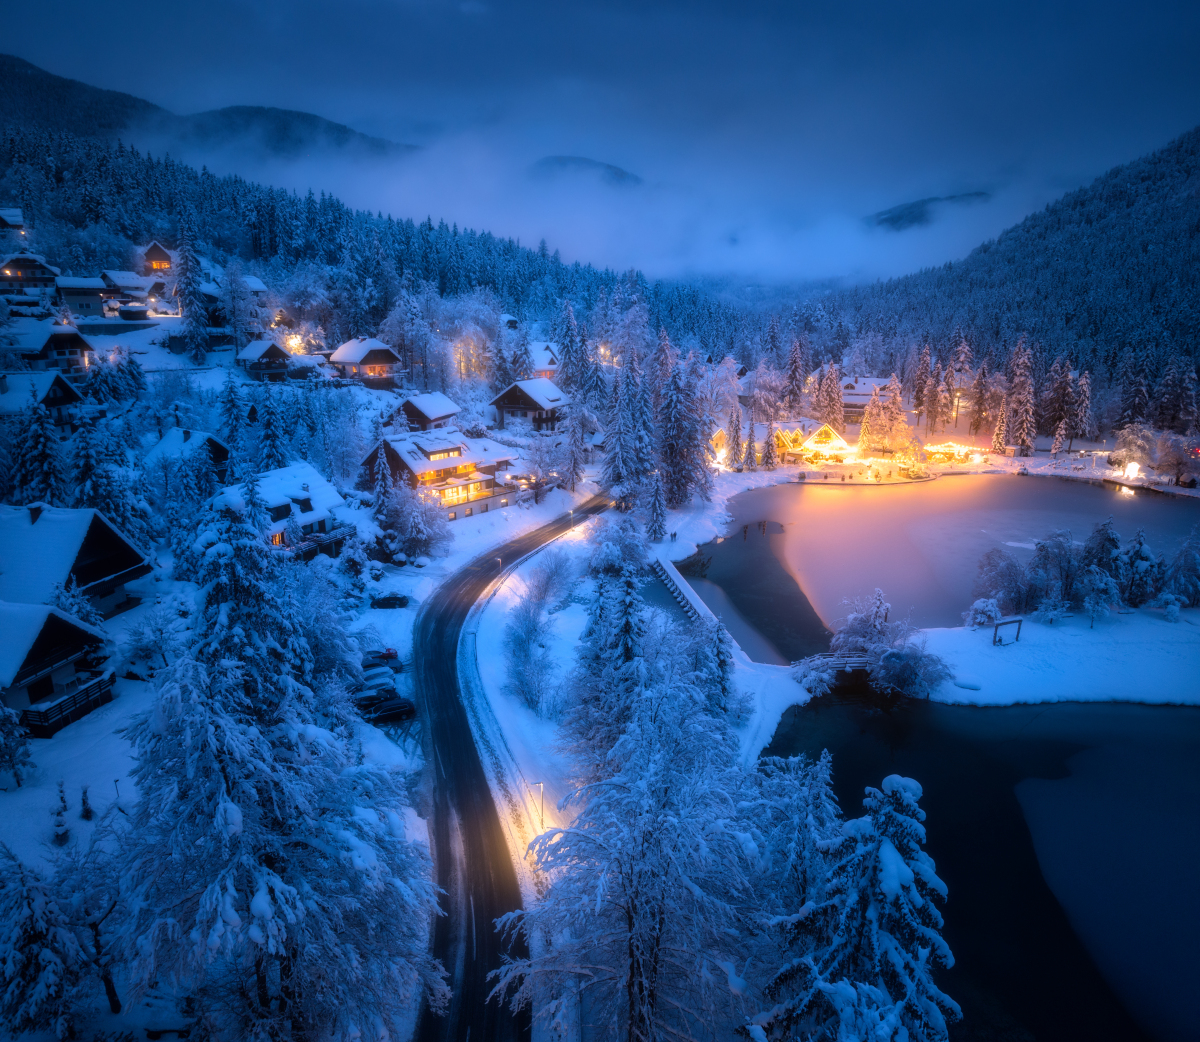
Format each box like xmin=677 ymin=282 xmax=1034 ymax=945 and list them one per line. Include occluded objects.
xmin=821 ymin=363 xmax=846 ymax=434
xmin=1118 ymin=351 xmax=1149 ymax=429
xmin=883 ymin=374 xmax=908 ymax=451
xmin=1051 ymin=419 xmax=1066 ymax=456
xmin=645 ymin=469 xmax=667 ymax=541
xmin=911 ymin=345 xmax=931 ymax=421
xmin=0 ymin=707 xmax=34 ymax=788
xmin=554 ymin=300 xmax=580 ymax=391
xmin=860 ymin=386 xmax=882 ymax=452
xmin=784 ymin=336 xmax=811 ymax=415
xmin=1072 ymin=370 xmax=1095 ymax=447
xmin=11 ymin=400 xmax=67 ymax=506
xmin=761 ymin=416 xmax=779 ymax=469
xmin=372 ymin=446 xmax=394 ymax=521
xmin=968 ymin=361 xmax=989 ymax=435
xmin=511 ymin=326 xmax=534 ymax=380
xmin=742 ymin=414 xmax=758 ymax=471
xmin=256 ymin=391 xmax=289 ymax=471
xmin=991 ymin=395 xmax=1009 ymax=453
xmin=925 ymin=363 xmax=943 ymax=434
xmin=0 ymin=846 xmax=85 ymax=1039
xmin=492 ymin=331 xmax=513 ymax=389
xmin=1009 ymin=341 xmax=1037 ymax=455
xmin=560 ymin=405 xmax=588 ymax=492
xmin=175 ymin=222 xmax=209 ymax=365
xmin=218 ymin=370 xmax=245 ymax=449
xmin=600 ymin=368 xmax=635 ymax=504
xmin=725 ymin=404 xmax=743 ymax=470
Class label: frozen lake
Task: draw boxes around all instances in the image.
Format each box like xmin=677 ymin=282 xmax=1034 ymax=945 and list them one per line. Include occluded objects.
xmin=685 ymin=477 xmax=1200 ymax=1041
xmin=710 ymin=475 xmax=1200 ymax=634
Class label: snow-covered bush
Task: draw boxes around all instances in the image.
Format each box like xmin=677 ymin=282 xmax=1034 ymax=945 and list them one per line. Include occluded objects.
xmin=0 ymin=706 xmax=34 ymax=788
xmin=871 ymin=639 xmax=952 ymax=698
xmin=961 ymin=597 xmax=1001 ymax=628
xmin=587 ymin=514 xmax=647 ymax=576
xmin=47 ymin=577 xmax=104 ymax=628
xmin=1163 ymin=528 xmax=1200 ymax=606
xmin=120 ymin=601 xmax=186 ymax=670
xmin=384 ymin=480 xmax=450 ymax=559
xmin=792 ymin=656 xmax=836 ymax=697
xmin=973 ymin=548 xmax=1037 ymax=616
xmin=503 ymin=552 xmax=573 ymax=714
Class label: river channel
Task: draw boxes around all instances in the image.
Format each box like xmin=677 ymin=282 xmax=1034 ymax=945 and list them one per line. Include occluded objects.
xmin=679 ymin=476 xmax=1200 ymax=1041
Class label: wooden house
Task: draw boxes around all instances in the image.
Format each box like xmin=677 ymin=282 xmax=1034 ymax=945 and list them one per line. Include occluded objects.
xmin=499 ymin=313 xmax=519 ymax=330
xmin=236 ymin=339 xmax=291 ymax=381
xmin=1 ymin=250 xmax=60 ymax=296
xmin=0 ymin=504 xmax=152 ymax=617
xmin=210 ymin=462 xmax=355 ymax=558
xmin=0 ymin=207 xmax=24 ymax=234
xmin=490 ymin=378 xmax=570 ymax=431
xmin=56 ymin=276 xmax=115 ymax=317
xmin=140 ymin=241 xmax=173 ymax=275
xmin=401 ymin=391 xmax=461 ymax=431
xmin=20 ymin=323 xmax=96 ymax=381
xmin=329 ymin=337 xmax=402 ymax=382
xmin=711 ymin=419 xmax=808 ymax=465
xmin=0 ymin=372 xmax=82 ymax=427
xmin=143 ymin=428 xmax=232 ymax=483
xmin=530 ymin=342 xmax=560 ymax=380
xmin=0 ymin=602 xmax=112 ymax=738
xmin=792 ymin=423 xmax=852 ymax=462
xmin=364 ymin=429 xmax=516 ymax=521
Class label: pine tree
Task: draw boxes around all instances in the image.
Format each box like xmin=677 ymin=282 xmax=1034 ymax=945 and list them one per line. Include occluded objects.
xmin=240 ymin=466 xmax=270 ymax=535
xmin=601 ymin=367 xmax=636 ymax=505
xmin=119 ymin=506 xmax=445 ymax=1037
xmin=1009 ymin=340 xmax=1037 ymax=456
xmin=1041 ymin=356 xmax=1075 ymax=436
xmin=511 ymin=326 xmax=534 ymax=380
xmin=911 ymin=345 xmax=931 ymax=421
xmin=11 ymin=399 xmax=67 ymax=506
xmin=175 ymin=221 xmax=209 ymax=364
xmin=742 ymin=414 xmax=758 ymax=471
xmin=785 ymin=336 xmax=811 ymax=415
xmin=1051 ymin=419 xmax=1066 ymax=456
xmin=218 ymin=369 xmax=245 ymax=449
xmin=968 ymin=361 xmax=989 ymax=435
xmin=0 ymin=707 xmax=34 ymax=788
xmin=256 ymin=391 xmax=289 ymax=470
xmin=70 ymin=414 xmax=107 ymax=508
xmin=492 ymin=331 xmax=513 ymax=389
xmin=1118 ymin=351 xmax=1149 ymax=429
xmin=820 ymin=363 xmax=846 ymax=434
xmin=941 ymin=363 xmax=957 ymax=429
xmin=0 ymin=846 xmax=85 ymax=1038
xmin=883 ymin=374 xmax=908 ymax=451
xmin=1072 ymin=370 xmax=1095 ymax=447
xmin=991 ymin=395 xmax=1009 ymax=453
xmin=372 ymin=446 xmax=394 ymax=521
xmin=658 ymin=361 xmax=709 ymax=506
xmin=860 ymin=386 xmax=882 ymax=452
xmin=724 ymin=405 xmax=743 ymax=470
xmin=761 ymin=416 xmax=779 ymax=469
xmin=49 ymin=577 xmax=104 ymax=627
xmin=554 ymin=299 xmax=581 ymax=391
xmin=645 ymin=469 xmax=667 ymax=541
xmin=560 ymin=405 xmax=588 ymax=492
xmin=925 ymin=363 xmax=943 ymax=434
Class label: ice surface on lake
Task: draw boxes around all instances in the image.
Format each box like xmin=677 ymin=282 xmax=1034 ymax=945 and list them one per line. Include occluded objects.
xmin=722 ymin=476 xmax=1200 ymax=628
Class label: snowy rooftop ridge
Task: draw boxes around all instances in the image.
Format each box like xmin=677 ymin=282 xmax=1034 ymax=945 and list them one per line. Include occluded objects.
xmin=0 ymin=372 xmax=75 ymax=415
xmin=492 ymin=377 xmax=570 ymax=411
xmin=0 ymin=601 xmax=106 ymax=690
xmin=211 ymin=461 xmax=347 ymax=536
xmin=403 ymin=391 xmax=460 ymax=421
xmin=329 ymin=337 xmax=399 ymax=364
xmin=368 ymin=427 xmax=516 ymax=477
xmin=143 ymin=428 xmax=229 ymax=468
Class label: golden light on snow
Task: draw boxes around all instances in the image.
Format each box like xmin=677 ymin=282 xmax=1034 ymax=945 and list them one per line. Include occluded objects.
xmin=1124 ymin=462 xmax=1141 ymax=479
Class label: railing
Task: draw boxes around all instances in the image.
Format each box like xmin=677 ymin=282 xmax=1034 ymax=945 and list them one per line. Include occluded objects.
xmin=21 ymin=671 xmax=115 ymax=738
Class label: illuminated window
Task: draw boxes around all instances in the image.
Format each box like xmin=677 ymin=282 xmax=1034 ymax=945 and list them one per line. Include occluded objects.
xmin=271 ymin=532 xmax=284 ymax=546
xmin=448 ymin=511 xmax=456 ymax=521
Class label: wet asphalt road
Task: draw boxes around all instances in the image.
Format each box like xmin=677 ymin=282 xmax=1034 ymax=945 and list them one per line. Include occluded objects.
xmin=414 ymin=494 xmax=610 ymax=1042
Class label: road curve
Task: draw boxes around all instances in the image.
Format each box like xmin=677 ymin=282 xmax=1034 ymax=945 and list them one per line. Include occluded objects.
xmin=414 ymin=494 xmax=611 ymax=1042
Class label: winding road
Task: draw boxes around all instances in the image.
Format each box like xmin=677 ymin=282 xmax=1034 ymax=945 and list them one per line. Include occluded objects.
xmin=414 ymin=494 xmax=610 ymax=1042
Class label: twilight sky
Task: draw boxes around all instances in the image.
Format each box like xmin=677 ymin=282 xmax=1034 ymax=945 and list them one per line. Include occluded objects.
xmin=15 ymin=0 xmax=1200 ymax=283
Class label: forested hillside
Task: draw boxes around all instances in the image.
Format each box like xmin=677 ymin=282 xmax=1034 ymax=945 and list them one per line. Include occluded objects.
xmin=817 ymin=125 xmax=1200 ymax=379
xmin=0 ymin=122 xmax=749 ymax=352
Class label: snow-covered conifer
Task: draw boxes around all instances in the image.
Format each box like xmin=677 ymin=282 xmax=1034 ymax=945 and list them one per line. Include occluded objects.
xmin=1041 ymin=356 xmax=1075 ymax=436
xmin=784 ymin=336 xmax=811 ymax=415
xmin=883 ymin=374 xmax=907 ymax=450
xmin=924 ymin=362 xmax=943 ymax=434
xmin=1009 ymin=341 xmax=1036 ymax=456
xmin=1163 ymin=528 xmax=1200 ymax=607
xmin=1051 ymin=419 xmax=1066 ymax=456
xmin=1117 ymin=529 xmax=1163 ymax=607
xmin=991 ymin=395 xmax=1009 ymax=453
xmin=0 ymin=707 xmax=34 ymax=788
xmin=11 ymin=400 xmax=67 ymax=506
xmin=372 ymin=446 xmax=393 ymax=521
xmin=742 ymin=414 xmax=758 ymax=471
xmin=256 ymin=391 xmax=289 ymax=470
xmin=0 ymin=846 xmax=86 ymax=1038
xmin=968 ymin=361 xmax=989 ymax=435
xmin=1072 ymin=370 xmax=1095 ymax=446
xmin=761 ymin=417 xmax=779 ymax=469
xmin=1118 ymin=353 xmax=1149 ymax=429
xmin=48 ymin=577 xmax=104 ymax=628
xmin=725 ymin=405 xmax=743 ymax=470
xmin=645 ymin=469 xmax=667 ymax=541
xmin=174 ymin=222 xmax=209 ymax=364
xmin=819 ymin=363 xmax=846 ymax=433
xmin=217 ymin=370 xmax=245 ymax=449
xmin=511 ymin=326 xmax=535 ymax=380
xmin=911 ymin=346 xmax=931 ymax=420
xmin=860 ymin=386 xmax=882 ymax=452
xmin=560 ymin=405 xmax=588 ymax=492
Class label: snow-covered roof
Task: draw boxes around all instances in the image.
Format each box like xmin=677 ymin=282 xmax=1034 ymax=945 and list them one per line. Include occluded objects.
xmin=0 ymin=505 xmax=150 ymax=603
xmin=143 ymin=428 xmax=230 ymax=468
xmin=530 ymin=342 xmax=559 ymax=371
xmin=0 ymin=373 xmax=78 ymax=415
xmin=102 ymin=270 xmax=152 ymax=291
xmin=329 ymin=337 xmax=400 ymax=364
xmin=499 ymin=313 xmax=519 ymax=328
xmin=491 ymin=378 xmax=570 ymax=411
xmin=404 ymin=391 xmax=461 ymax=422
xmin=237 ymin=340 xmax=289 ymax=362
xmin=0 ymin=601 xmax=106 ymax=690
xmin=0 ymin=208 xmax=23 ymax=227
xmin=55 ymin=277 xmax=107 ymax=290
xmin=838 ymin=376 xmax=892 ymax=403
xmin=369 ymin=428 xmax=515 ymax=478
xmin=212 ymin=462 xmax=347 ymax=537
xmin=800 ymin=424 xmax=851 ymax=452
xmin=1 ymin=252 xmax=60 ymax=275
xmin=240 ymin=275 xmax=267 ymax=294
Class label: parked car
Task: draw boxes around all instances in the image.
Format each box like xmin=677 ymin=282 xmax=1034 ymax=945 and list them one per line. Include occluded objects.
xmin=370 ymin=594 xmax=409 ymax=609
xmin=352 ymin=687 xmax=397 ymax=710
xmin=361 ymin=665 xmax=395 ymax=689
xmin=363 ymin=697 xmax=416 ymax=724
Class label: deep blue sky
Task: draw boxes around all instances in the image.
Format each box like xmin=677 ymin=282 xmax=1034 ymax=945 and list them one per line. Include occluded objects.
xmin=16 ymin=0 xmax=1200 ymax=282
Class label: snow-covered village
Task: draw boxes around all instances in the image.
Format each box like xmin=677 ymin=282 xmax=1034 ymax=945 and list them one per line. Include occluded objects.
xmin=1 ymin=9 xmax=1199 ymax=1042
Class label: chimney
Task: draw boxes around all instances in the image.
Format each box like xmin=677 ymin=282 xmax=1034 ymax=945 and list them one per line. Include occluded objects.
xmin=301 ymin=483 xmax=309 ymax=491
xmin=28 ymin=504 xmax=43 ymax=524
xmin=182 ymin=429 xmax=192 ymax=442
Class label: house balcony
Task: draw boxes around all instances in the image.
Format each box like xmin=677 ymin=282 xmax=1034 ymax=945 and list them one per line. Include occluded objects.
xmin=21 ymin=670 xmax=115 ymax=738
